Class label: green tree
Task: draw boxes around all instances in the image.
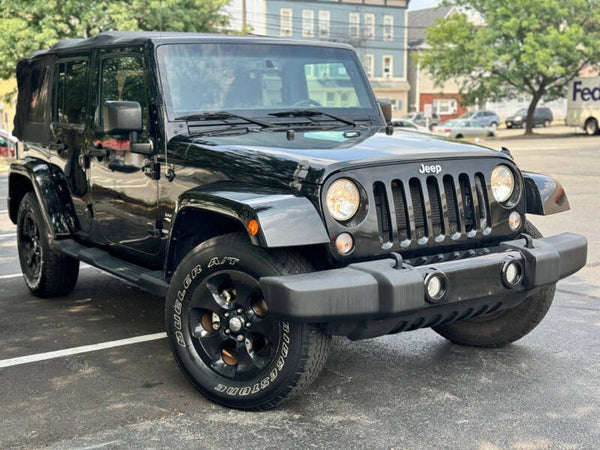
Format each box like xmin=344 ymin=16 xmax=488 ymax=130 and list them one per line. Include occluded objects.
xmin=0 ymin=0 xmax=231 ymax=80
xmin=417 ymin=0 xmax=600 ymax=134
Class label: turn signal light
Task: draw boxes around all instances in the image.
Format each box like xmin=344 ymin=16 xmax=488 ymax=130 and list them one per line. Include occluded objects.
xmin=248 ymin=219 xmax=259 ymax=236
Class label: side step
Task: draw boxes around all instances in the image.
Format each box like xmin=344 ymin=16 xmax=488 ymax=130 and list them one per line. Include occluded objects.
xmin=55 ymin=239 xmax=170 ymax=297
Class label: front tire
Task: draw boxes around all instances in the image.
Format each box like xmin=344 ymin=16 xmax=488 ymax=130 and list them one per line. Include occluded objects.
xmin=17 ymin=192 xmax=79 ymax=297
xmin=433 ymin=221 xmax=555 ymax=348
xmin=165 ymin=233 xmax=331 ymax=410
xmin=585 ymin=118 xmax=599 ymax=136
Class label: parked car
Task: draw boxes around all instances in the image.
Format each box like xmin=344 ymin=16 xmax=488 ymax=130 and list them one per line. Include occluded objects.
xmin=390 ymin=119 xmax=431 ymax=134
xmin=432 ymin=119 xmax=496 ymax=139
xmin=505 ymin=107 xmax=553 ymax=128
xmin=0 ymin=130 xmax=17 ymax=157
xmin=9 ymin=31 xmax=586 ymax=411
xmin=459 ymin=110 xmax=500 ymax=129
xmin=401 ymin=112 xmax=440 ymax=129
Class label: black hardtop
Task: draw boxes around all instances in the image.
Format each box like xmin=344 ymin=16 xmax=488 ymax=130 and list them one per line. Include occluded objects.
xmin=29 ymin=31 xmax=354 ymax=59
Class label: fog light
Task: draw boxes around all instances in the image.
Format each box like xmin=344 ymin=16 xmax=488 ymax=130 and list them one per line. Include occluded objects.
xmin=335 ymin=233 xmax=354 ymax=255
xmin=508 ymin=211 xmax=522 ymax=231
xmin=502 ymin=259 xmax=523 ymax=288
xmin=424 ymin=273 xmax=447 ymax=303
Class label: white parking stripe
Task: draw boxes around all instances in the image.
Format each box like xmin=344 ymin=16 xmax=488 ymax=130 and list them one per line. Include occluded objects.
xmin=0 ymin=233 xmax=16 ymax=238
xmin=0 ymin=273 xmax=23 ymax=280
xmin=0 ymin=210 xmax=8 ymax=214
xmin=0 ymin=332 xmax=167 ymax=369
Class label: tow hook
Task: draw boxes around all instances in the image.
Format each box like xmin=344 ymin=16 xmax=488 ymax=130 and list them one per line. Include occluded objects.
xmin=391 ymin=252 xmax=404 ymax=269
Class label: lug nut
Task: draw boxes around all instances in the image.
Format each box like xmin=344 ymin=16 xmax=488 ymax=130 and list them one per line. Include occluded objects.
xmin=236 ymin=334 xmax=244 ymax=342
xmin=224 ymin=329 xmax=231 ymax=335
xmin=236 ymin=308 xmax=243 ymax=314
xmin=223 ymin=312 xmax=230 ymax=318
xmin=245 ymin=322 xmax=251 ymax=328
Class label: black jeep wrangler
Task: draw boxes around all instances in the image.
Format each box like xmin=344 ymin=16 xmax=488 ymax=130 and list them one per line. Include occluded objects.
xmin=9 ymin=32 xmax=587 ymax=410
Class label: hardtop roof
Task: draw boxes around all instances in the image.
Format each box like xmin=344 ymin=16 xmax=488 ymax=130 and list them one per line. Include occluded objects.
xmin=30 ymin=31 xmax=354 ymax=58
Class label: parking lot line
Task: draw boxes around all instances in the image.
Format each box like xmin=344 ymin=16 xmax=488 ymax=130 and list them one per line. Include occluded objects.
xmin=0 ymin=332 xmax=167 ymax=369
xmin=0 ymin=273 xmax=23 ymax=280
xmin=0 ymin=233 xmax=16 ymax=238
xmin=0 ymin=210 xmax=8 ymax=214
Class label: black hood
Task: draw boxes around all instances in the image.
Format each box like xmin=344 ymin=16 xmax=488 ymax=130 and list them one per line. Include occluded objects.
xmin=168 ymin=127 xmax=509 ymax=185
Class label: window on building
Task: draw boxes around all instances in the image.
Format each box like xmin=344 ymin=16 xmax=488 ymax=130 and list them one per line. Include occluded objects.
xmin=383 ymin=15 xmax=394 ymax=41
xmin=302 ymin=10 xmax=314 ymax=37
xmin=433 ymin=98 xmax=458 ymax=115
xmin=364 ymin=14 xmax=375 ymax=39
xmin=318 ymin=10 xmax=330 ymax=38
xmin=280 ymin=9 xmax=292 ymax=37
xmin=349 ymin=13 xmax=360 ymax=38
xmin=56 ymin=60 xmax=89 ymax=124
xmin=383 ymin=56 xmax=393 ymax=78
xmin=390 ymin=99 xmax=402 ymax=111
xmin=363 ymin=54 xmax=374 ymax=78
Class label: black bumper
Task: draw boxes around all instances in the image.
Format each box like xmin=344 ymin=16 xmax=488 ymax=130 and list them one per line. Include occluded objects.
xmin=261 ymin=233 xmax=586 ymax=332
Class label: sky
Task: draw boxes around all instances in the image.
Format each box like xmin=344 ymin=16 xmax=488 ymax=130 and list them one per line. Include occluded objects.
xmin=408 ymin=0 xmax=442 ymax=10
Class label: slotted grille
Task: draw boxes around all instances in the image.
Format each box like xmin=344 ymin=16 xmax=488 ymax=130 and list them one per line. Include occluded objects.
xmin=380 ymin=173 xmax=491 ymax=245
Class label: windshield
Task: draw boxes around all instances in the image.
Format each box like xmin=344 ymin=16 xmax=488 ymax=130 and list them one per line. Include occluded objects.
xmin=156 ymin=43 xmax=377 ymax=120
xmin=459 ymin=112 xmax=473 ymax=118
xmin=515 ymin=109 xmax=527 ymax=116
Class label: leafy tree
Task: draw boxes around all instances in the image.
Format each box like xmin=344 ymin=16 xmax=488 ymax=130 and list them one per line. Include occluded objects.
xmin=418 ymin=0 xmax=600 ymax=134
xmin=0 ymin=0 xmax=231 ymax=80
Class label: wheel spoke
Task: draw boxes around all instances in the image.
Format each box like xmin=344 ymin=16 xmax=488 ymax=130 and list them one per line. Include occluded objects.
xmin=242 ymin=337 xmax=272 ymax=371
xmin=197 ymin=331 xmax=225 ymax=361
xmin=248 ymin=319 xmax=278 ymax=344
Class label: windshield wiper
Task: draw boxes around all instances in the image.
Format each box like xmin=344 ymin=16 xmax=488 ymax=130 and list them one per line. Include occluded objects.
xmin=175 ymin=111 xmax=273 ymax=129
xmin=268 ymin=109 xmax=356 ymax=126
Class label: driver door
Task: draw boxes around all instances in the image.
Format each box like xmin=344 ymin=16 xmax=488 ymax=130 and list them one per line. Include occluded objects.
xmin=89 ymin=52 xmax=161 ymax=259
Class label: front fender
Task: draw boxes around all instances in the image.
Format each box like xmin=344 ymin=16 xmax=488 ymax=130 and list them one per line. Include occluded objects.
xmin=522 ymin=171 xmax=570 ymax=215
xmin=172 ymin=184 xmax=330 ymax=248
xmin=9 ymin=157 xmax=77 ymax=236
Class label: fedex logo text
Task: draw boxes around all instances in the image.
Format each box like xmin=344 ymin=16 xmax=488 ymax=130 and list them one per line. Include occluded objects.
xmin=572 ymin=81 xmax=600 ymax=102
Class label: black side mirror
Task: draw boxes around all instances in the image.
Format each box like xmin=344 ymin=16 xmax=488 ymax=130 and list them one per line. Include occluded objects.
xmin=104 ymin=101 xmax=143 ymax=134
xmin=377 ymin=98 xmax=392 ymax=124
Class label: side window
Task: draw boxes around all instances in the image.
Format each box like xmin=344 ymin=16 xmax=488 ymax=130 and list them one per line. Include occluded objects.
xmin=27 ymin=64 xmax=50 ymax=123
xmin=56 ymin=60 xmax=89 ymax=124
xmin=101 ymin=56 xmax=147 ymax=129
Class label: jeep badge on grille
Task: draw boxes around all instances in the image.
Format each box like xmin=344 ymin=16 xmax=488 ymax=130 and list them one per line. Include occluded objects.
xmin=419 ymin=163 xmax=442 ymax=174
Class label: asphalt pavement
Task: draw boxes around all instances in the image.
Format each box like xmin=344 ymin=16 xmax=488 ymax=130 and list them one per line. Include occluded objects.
xmin=0 ymin=133 xmax=599 ymax=449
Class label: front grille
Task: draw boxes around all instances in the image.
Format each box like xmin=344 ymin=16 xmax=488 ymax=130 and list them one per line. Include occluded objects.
xmin=374 ymin=173 xmax=491 ymax=246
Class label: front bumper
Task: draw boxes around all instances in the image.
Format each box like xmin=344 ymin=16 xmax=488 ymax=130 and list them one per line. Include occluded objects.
xmin=261 ymin=233 xmax=586 ymax=335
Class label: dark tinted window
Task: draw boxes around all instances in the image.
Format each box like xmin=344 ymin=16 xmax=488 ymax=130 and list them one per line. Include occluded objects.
xmin=27 ymin=64 xmax=50 ymax=123
xmin=101 ymin=56 xmax=147 ymax=129
xmin=56 ymin=60 xmax=89 ymax=124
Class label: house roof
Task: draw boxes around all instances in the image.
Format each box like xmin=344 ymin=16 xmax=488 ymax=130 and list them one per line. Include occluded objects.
xmin=408 ymin=6 xmax=456 ymax=47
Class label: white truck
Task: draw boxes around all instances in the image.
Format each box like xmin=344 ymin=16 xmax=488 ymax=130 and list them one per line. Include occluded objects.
xmin=566 ymin=76 xmax=600 ymax=135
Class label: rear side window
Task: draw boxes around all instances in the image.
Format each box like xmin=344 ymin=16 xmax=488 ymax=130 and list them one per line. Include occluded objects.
xmin=56 ymin=60 xmax=89 ymax=124
xmin=27 ymin=65 xmax=50 ymax=123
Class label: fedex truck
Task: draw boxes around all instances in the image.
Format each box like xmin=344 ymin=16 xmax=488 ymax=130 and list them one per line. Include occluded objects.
xmin=566 ymin=77 xmax=600 ymax=135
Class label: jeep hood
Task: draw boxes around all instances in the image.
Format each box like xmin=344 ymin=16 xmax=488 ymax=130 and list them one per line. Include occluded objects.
xmin=169 ymin=128 xmax=508 ymax=185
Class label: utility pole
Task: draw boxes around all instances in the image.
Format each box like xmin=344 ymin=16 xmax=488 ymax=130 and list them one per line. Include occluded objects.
xmin=242 ymin=0 xmax=247 ymax=30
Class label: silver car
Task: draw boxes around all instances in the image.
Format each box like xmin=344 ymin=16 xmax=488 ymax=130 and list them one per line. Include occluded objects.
xmin=459 ymin=110 xmax=500 ymax=130
xmin=432 ymin=119 xmax=496 ymax=139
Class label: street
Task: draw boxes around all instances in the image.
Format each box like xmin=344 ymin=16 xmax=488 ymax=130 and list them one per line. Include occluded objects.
xmin=0 ymin=133 xmax=599 ymax=449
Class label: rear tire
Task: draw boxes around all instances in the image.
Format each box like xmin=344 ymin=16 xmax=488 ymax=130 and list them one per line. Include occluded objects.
xmin=455 ymin=134 xmax=463 ymax=139
xmin=543 ymin=119 xmax=551 ymax=128
xmin=433 ymin=221 xmax=555 ymax=348
xmin=17 ymin=192 xmax=79 ymax=297
xmin=585 ymin=118 xmax=599 ymax=136
xmin=165 ymin=232 xmax=331 ymax=410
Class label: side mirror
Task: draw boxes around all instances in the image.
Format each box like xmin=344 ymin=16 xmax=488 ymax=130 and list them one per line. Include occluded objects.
xmin=377 ymin=98 xmax=392 ymax=124
xmin=104 ymin=101 xmax=143 ymax=135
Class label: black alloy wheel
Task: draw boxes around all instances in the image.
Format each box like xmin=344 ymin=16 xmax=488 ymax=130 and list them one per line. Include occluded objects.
xmin=189 ymin=270 xmax=281 ymax=381
xmin=18 ymin=209 xmax=43 ymax=286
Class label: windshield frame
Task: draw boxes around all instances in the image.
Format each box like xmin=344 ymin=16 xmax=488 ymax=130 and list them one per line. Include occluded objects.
xmin=154 ymin=41 xmax=383 ymax=126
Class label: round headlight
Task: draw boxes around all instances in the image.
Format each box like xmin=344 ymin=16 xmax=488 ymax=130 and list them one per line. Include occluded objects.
xmin=326 ymin=178 xmax=360 ymax=222
xmin=491 ymin=165 xmax=515 ymax=203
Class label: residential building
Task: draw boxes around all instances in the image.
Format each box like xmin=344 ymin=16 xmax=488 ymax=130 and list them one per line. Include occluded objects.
xmin=226 ymin=0 xmax=412 ymax=114
xmin=407 ymin=5 xmax=467 ymax=121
